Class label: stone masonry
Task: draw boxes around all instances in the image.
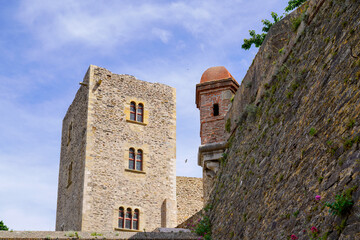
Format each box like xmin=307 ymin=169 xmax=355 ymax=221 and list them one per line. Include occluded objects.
xmin=196 ymin=66 xmax=239 ymax=202
xmin=208 ymin=0 xmax=360 ymax=239
xmin=176 ymin=177 xmax=203 ymax=225
xmin=56 ymin=65 xmax=177 ymax=232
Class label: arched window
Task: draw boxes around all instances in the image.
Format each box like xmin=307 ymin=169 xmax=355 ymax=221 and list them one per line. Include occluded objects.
xmin=125 ymin=208 xmax=132 ymax=229
xmin=136 ymin=150 xmax=143 ymax=171
xmin=137 ymin=103 xmax=143 ymax=122
xmin=130 ymin=102 xmax=136 ymax=121
xmin=118 ymin=207 xmax=124 ymax=228
xmin=213 ymin=104 xmax=219 ymax=116
xmin=133 ymin=209 xmax=139 ymax=230
xmin=129 ymin=148 xmax=135 ymax=170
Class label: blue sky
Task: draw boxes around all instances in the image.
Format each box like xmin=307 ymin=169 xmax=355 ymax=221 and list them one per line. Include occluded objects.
xmin=0 ymin=0 xmax=289 ymax=231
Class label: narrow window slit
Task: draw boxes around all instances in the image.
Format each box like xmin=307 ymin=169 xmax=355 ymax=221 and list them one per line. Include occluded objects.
xmin=213 ymin=104 xmax=219 ymax=116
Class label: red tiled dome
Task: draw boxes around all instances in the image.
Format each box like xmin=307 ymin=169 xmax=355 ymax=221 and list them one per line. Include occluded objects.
xmin=200 ymin=66 xmax=235 ymax=84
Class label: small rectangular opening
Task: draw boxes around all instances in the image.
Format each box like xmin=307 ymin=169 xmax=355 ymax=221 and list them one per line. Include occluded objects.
xmin=213 ymin=104 xmax=219 ymax=116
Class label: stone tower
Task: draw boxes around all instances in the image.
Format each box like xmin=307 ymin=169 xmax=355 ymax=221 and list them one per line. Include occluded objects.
xmin=56 ymin=65 xmax=177 ymax=232
xmin=196 ymin=66 xmax=239 ymax=201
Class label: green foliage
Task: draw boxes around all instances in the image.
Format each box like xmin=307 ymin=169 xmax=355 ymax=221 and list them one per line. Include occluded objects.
xmin=194 ymin=215 xmax=212 ymax=240
xmin=0 ymin=221 xmax=8 ymax=231
xmin=291 ymin=16 xmax=302 ymax=31
xmin=286 ymin=91 xmax=293 ymax=99
xmin=245 ymin=104 xmax=258 ymax=119
xmin=242 ymin=0 xmax=307 ymax=50
xmin=293 ymin=210 xmax=299 ymax=217
xmin=262 ymin=12 xmax=283 ymax=32
xmin=285 ymin=0 xmax=307 ymax=12
xmin=318 ymin=176 xmax=324 ymax=184
xmin=225 ymin=118 xmax=231 ymax=133
xmin=242 ymin=12 xmax=282 ymax=50
xmin=227 ymin=135 xmax=235 ymax=148
xmin=204 ymin=204 xmax=213 ymax=213
xmin=67 ymin=233 xmax=75 ymax=237
xmin=343 ymin=136 xmax=359 ymax=150
xmin=347 ymin=119 xmax=355 ymax=129
xmin=335 ymin=219 xmax=347 ymax=234
xmin=242 ymin=31 xmax=266 ymax=50
xmin=324 ymin=194 xmax=354 ymax=216
xmin=321 ymin=231 xmax=330 ymax=240
xmin=309 ymin=128 xmax=318 ymax=136
xmin=243 ymin=213 xmax=247 ymax=222
xmin=91 ymin=232 xmax=102 ymax=236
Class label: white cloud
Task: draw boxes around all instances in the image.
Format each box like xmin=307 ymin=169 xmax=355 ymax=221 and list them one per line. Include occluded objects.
xmin=16 ymin=0 xmax=285 ymax=53
xmin=152 ymin=28 xmax=172 ymax=43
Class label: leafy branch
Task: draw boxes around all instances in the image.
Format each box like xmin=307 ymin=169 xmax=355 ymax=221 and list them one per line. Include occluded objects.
xmin=285 ymin=0 xmax=307 ymax=12
xmin=242 ymin=0 xmax=307 ymax=50
xmin=0 ymin=221 xmax=9 ymax=231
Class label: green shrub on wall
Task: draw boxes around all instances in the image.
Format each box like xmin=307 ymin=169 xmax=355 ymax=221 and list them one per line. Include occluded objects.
xmin=324 ymin=193 xmax=354 ymax=216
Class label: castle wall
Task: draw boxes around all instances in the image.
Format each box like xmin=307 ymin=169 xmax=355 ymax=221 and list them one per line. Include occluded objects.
xmin=176 ymin=177 xmax=203 ymax=225
xmin=80 ymin=66 xmax=177 ymax=231
xmin=208 ymin=0 xmax=360 ymax=239
xmin=56 ymin=68 xmax=91 ymax=230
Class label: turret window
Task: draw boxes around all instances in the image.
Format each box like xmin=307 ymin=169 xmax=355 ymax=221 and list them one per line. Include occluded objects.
xmin=213 ymin=104 xmax=219 ymax=116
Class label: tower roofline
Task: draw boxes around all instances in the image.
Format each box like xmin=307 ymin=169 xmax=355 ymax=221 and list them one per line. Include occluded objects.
xmin=195 ymin=78 xmax=239 ymax=108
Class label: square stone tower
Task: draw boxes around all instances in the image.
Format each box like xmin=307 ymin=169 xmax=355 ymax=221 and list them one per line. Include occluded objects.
xmin=56 ymin=65 xmax=177 ymax=232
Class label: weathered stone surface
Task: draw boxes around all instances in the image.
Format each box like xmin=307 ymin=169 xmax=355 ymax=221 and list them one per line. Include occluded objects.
xmin=176 ymin=177 xmax=203 ymax=225
xmin=56 ymin=66 xmax=177 ymax=232
xmin=207 ymin=0 xmax=360 ymax=239
xmin=56 ymin=68 xmax=91 ymax=231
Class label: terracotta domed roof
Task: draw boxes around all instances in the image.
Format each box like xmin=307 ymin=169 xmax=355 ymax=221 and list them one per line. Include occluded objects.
xmin=200 ymin=66 xmax=236 ymax=84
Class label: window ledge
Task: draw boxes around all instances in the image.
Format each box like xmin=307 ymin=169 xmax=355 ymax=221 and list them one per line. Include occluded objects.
xmin=114 ymin=228 xmax=142 ymax=232
xmin=126 ymin=119 xmax=147 ymax=126
xmin=125 ymin=169 xmax=146 ymax=174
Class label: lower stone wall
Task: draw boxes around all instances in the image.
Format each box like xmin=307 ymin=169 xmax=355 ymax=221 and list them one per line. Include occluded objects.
xmin=176 ymin=210 xmax=202 ymax=230
xmin=0 ymin=231 xmax=198 ymax=240
xmin=176 ymin=177 xmax=203 ymax=225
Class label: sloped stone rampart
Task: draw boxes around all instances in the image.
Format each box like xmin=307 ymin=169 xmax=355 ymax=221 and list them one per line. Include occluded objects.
xmin=209 ymin=0 xmax=360 ymax=239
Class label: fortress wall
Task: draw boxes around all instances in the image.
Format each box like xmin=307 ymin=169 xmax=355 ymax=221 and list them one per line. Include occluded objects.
xmin=176 ymin=177 xmax=203 ymax=225
xmin=80 ymin=66 xmax=177 ymax=231
xmin=208 ymin=0 xmax=360 ymax=239
xmin=56 ymin=68 xmax=91 ymax=230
